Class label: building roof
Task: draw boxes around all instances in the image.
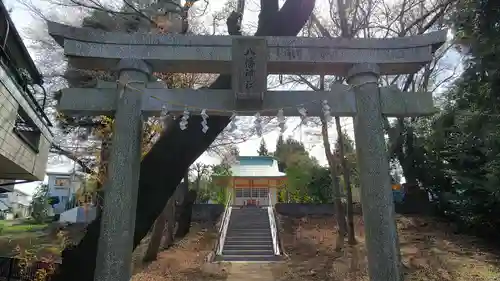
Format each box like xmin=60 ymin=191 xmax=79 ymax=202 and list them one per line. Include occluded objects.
xmin=230 ymin=156 xmax=286 ymax=178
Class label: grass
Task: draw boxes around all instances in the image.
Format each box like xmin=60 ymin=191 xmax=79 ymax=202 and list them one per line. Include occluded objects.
xmin=0 ymin=221 xmax=82 ymax=260
xmin=0 ymin=221 xmax=49 ymax=234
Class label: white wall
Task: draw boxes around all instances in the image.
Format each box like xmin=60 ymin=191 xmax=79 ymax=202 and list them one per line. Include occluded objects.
xmin=270 ymin=187 xmax=278 ymax=205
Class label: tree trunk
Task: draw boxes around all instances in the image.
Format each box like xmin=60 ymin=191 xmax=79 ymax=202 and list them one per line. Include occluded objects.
xmin=173 ymin=172 xmax=191 ymax=238
xmin=321 ymin=118 xmax=347 ymax=251
xmin=142 ymin=199 xmax=170 ymax=262
xmin=51 ymin=1 xmax=315 ymax=280
xmin=334 ymin=116 xmax=357 ymax=245
xmin=175 ymin=189 xmax=197 ymax=239
xmin=162 ymin=182 xmax=185 ymax=250
xmin=162 ymin=196 xmax=177 ymax=249
xmin=142 ymin=181 xmax=186 ymax=262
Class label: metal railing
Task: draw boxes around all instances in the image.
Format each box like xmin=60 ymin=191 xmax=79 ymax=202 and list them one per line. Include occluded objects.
xmin=267 ymin=192 xmax=280 ymax=255
xmin=215 ymin=192 xmax=232 ymax=255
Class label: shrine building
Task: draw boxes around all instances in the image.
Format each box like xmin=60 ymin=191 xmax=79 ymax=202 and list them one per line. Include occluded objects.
xmin=221 ymin=156 xmax=287 ymax=206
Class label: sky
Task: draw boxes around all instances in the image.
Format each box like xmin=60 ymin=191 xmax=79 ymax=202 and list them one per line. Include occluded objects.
xmin=4 ymin=0 xmax=457 ymax=195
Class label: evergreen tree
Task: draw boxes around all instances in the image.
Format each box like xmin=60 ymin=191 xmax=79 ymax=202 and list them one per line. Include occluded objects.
xmin=408 ymin=0 xmax=500 ymax=234
xmin=274 ymin=134 xmax=284 ymax=156
xmin=257 ymin=138 xmax=269 ymax=156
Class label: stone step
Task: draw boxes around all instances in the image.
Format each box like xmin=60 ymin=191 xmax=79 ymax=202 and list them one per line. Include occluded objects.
xmin=222 ymin=249 xmax=275 ymax=256
xmin=226 ymin=233 xmax=271 ymax=238
xmin=225 ymin=238 xmax=272 ymax=243
xmin=230 ymin=218 xmax=268 ymax=220
xmin=228 ymin=221 xmax=270 ymax=228
xmin=230 ymin=218 xmax=268 ymax=219
xmin=223 ymin=244 xmax=273 ymax=250
xmin=227 ymin=230 xmax=270 ymax=233
xmin=231 ymin=216 xmax=269 ymax=220
xmin=217 ymin=255 xmax=281 ymax=262
xmin=227 ymin=230 xmax=270 ymax=235
xmin=230 ymin=216 xmax=268 ymax=218
xmin=228 ymin=227 xmax=270 ymax=231
xmin=231 ymin=212 xmax=268 ymax=214
xmin=225 ymin=240 xmax=272 ymax=245
xmin=229 ymin=221 xmax=268 ymax=224
xmin=232 ymin=210 xmax=268 ymax=212
xmin=226 ymin=234 xmax=271 ymax=239
xmin=225 ymin=237 xmax=272 ymax=241
xmin=226 ymin=233 xmax=271 ymax=236
xmin=229 ymin=220 xmax=269 ymax=223
xmin=224 ymin=239 xmax=273 ymax=244
xmin=224 ymin=243 xmax=273 ymax=249
xmin=228 ymin=225 xmax=270 ymax=228
xmin=231 ymin=211 xmax=268 ymax=213
xmin=229 ymin=221 xmax=269 ymax=224
xmin=231 ymin=211 xmax=268 ymax=214
xmin=227 ymin=227 xmax=270 ymax=231
xmin=231 ymin=210 xmax=267 ymax=212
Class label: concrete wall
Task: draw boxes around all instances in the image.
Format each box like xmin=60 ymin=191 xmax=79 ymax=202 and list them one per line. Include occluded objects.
xmin=190 ymin=204 xmax=224 ymax=222
xmin=0 ymin=63 xmax=51 ymax=180
xmin=275 ymin=203 xmax=337 ymax=217
xmin=275 ymin=200 xmax=431 ymax=217
xmin=275 ymin=203 xmax=363 ymax=217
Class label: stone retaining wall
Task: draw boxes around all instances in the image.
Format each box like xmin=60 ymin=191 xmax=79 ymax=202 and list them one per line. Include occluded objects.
xmin=189 ymin=199 xmax=431 ymax=221
xmin=191 ymin=204 xmax=224 ymax=222
xmin=275 ymin=203 xmax=364 ymax=217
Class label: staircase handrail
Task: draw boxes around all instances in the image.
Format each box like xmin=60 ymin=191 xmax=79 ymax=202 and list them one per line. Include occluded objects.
xmin=267 ymin=192 xmax=280 ymax=255
xmin=216 ymin=191 xmax=232 ymax=255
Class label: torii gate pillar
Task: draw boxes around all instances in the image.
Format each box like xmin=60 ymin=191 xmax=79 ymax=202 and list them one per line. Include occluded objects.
xmin=94 ymin=59 xmax=151 ymax=281
xmin=348 ymin=63 xmax=401 ymax=281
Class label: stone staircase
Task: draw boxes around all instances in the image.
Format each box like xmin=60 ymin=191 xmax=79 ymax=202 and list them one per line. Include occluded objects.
xmin=219 ymin=207 xmax=279 ymax=262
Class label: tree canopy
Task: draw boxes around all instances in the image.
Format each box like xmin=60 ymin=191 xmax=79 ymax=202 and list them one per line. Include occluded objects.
xmin=257 ymin=138 xmax=269 ymax=156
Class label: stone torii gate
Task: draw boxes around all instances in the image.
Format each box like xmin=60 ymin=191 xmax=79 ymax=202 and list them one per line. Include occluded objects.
xmin=48 ymin=20 xmax=446 ymax=281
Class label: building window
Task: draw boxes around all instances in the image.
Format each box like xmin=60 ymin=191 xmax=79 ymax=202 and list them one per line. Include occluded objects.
xmin=251 ymin=188 xmax=259 ymax=198
xmin=259 ymin=188 xmax=269 ymax=198
xmin=242 ymin=188 xmax=250 ymax=197
xmin=13 ymin=106 xmax=41 ymax=153
xmin=55 ymin=177 xmax=70 ymax=187
xmin=235 ymin=188 xmax=243 ymax=198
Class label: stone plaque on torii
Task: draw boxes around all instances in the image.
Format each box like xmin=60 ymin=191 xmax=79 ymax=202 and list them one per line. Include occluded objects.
xmin=48 ymin=20 xmax=446 ymax=281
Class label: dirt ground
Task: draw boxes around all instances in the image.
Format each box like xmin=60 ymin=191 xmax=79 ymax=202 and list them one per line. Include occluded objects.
xmin=277 ymin=214 xmax=500 ymax=281
xmin=131 ymin=215 xmax=500 ymax=281
xmin=131 ymin=222 xmax=230 ymax=281
xmin=2 ymin=216 xmax=500 ymax=281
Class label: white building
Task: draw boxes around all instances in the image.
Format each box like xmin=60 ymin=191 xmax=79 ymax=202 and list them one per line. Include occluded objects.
xmin=0 ymin=189 xmax=31 ymax=218
xmin=215 ymin=156 xmax=287 ymax=206
xmin=46 ymin=171 xmax=84 ymax=215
